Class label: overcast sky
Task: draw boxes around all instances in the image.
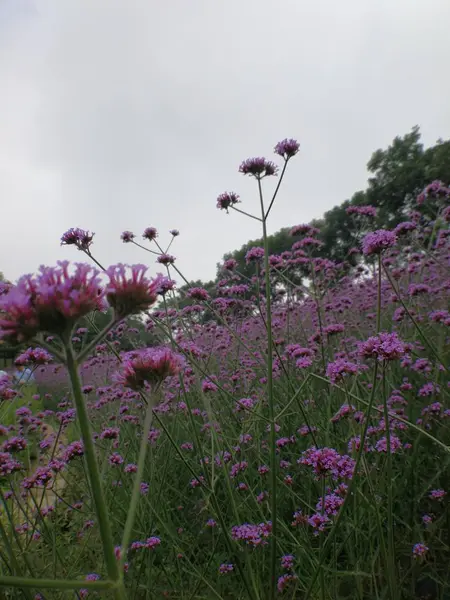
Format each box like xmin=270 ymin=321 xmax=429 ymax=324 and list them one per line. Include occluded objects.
xmin=1 ymin=0 xmax=450 ymax=284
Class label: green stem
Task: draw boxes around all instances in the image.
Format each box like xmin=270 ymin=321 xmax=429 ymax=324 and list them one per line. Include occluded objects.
xmin=382 ymin=362 xmax=396 ymax=599
xmin=0 ymin=576 xmax=117 ymax=591
xmin=305 ymin=361 xmax=380 ymax=599
xmin=258 ymin=176 xmax=277 ymax=598
xmin=119 ymin=389 xmax=158 ymax=573
xmin=230 ymin=205 xmax=262 ymax=222
xmin=77 ymin=318 xmax=118 ymax=363
xmin=65 ymin=343 xmax=124 ymax=596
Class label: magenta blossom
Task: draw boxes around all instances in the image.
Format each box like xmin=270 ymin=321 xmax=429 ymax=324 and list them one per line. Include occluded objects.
xmin=106 ymin=264 xmax=163 ymax=319
xmin=121 ymin=231 xmax=135 ymax=243
xmin=114 ymin=347 xmax=183 ymax=390
xmin=142 ymin=227 xmax=158 ymax=241
xmin=60 ymin=228 xmax=94 ymax=251
xmin=362 ymin=229 xmax=397 ymax=255
xmin=15 ymin=347 xmax=53 ymax=366
xmin=216 ymin=192 xmax=240 ymax=212
xmin=359 ymin=332 xmax=406 ymax=361
xmin=274 ymin=138 xmax=300 ymax=160
xmin=239 ymin=157 xmax=278 ymax=178
xmin=0 ymin=262 xmax=105 ymax=344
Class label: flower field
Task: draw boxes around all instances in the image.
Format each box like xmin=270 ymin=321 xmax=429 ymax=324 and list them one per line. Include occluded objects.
xmin=0 ymin=140 xmax=449 ymax=599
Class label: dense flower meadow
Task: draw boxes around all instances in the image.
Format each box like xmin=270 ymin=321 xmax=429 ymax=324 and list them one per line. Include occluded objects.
xmin=0 ymin=140 xmax=449 ymax=599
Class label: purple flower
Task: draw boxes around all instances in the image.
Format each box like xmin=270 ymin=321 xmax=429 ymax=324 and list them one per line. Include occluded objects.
xmin=231 ymin=522 xmax=272 ymax=547
xmin=1 ymin=437 xmax=27 ymax=453
xmin=143 ymin=227 xmax=158 ymax=241
xmin=245 ymin=247 xmax=265 ymax=263
xmin=274 ymin=138 xmax=300 ymax=159
xmin=156 ymin=276 xmax=176 ymax=295
xmin=121 ymin=231 xmax=135 ymax=243
xmin=281 ymin=554 xmax=295 ymax=570
xmin=157 ymin=254 xmax=175 ymax=266
xmin=290 ymin=224 xmax=320 ymax=237
xmin=299 ymin=447 xmax=356 ymax=480
xmin=346 ymin=205 xmax=377 ymax=218
xmin=223 ymin=258 xmax=238 ymax=271
xmin=219 ymin=563 xmax=234 ymax=574
xmin=239 ymin=157 xmax=278 ymax=178
xmin=374 ymin=435 xmax=403 ymax=453
xmin=114 ymin=347 xmax=183 ymax=390
xmin=169 ymin=229 xmax=180 ymax=236
xmin=359 ymin=332 xmax=406 ymax=361
xmin=277 ymin=574 xmax=298 ymax=592
xmin=394 ymin=221 xmax=416 ymax=236
xmin=60 ymin=228 xmax=94 ymax=251
xmin=326 ymin=359 xmax=359 ymax=384
xmin=429 ymin=489 xmax=446 ymax=500
xmin=216 ymin=192 xmax=240 ymax=212
xmin=64 ymin=441 xmax=84 ymax=462
xmin=15 ymin=347 xmax=53 ymax=366
xmin=0 ymin=262 xmax=105 ymax=344
xmin=187 ymin=287 xmax=210 ymax=301
xmin=412 ymin=543 xmax=429 ymax=558
xmin=362 ymin=229 xmax=397 ymax=255
xmin=106 ymin=264 xmax=163 ymax=319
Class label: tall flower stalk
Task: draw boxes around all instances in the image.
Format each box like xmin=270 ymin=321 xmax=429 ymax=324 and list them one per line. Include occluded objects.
xmin=65 ymin=342 xmax=124 ymax=596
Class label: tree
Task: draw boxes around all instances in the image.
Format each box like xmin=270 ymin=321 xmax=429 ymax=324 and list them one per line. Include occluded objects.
xmin=217 ymin=127 xmax=450 ymax=275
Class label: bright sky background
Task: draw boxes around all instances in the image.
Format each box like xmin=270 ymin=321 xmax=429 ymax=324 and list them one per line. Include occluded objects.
xmin=1 ymin=0 xmax=450 ymax=284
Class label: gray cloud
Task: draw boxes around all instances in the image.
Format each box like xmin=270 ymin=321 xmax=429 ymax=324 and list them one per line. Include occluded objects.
xmin=1 ymin=0 xmax=450 ymax=282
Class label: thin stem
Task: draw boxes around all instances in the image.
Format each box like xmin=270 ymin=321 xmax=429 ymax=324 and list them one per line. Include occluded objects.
xmin=382 ymin=363 xmax=396 ymax=599
xmin=77 ymin=317 xmax=119 ymax=363
xmin=84 ymin=250 xmax=107 ymax=272
xmin=229 ymin=205 xmax=262 ymax=222
xmin=377 ymin=255 xmax=382 ymax=332
xmin=0 ymin=576 xmax=117 ymax=591
xmin=31 ymin=338 xmax=66 ymax=364
xmin=264 ymin=160 xmax=289 ymax=220
xmin=119 ymin=388 xmax=158 ymax=573
xmin=131 ymin=240 xmax=160 ymax=255
xmin=64 ymin=343 xmax=124 ymax=596
xmin=305 ymin=361 xmax=380 ymax=599
xmin=382 ymin=263 xmax=448 ymax=372
xmin=258 ymin=176 xmax=277 ymax=599
xmin=311 ymin=373 xmax=450 ymax=454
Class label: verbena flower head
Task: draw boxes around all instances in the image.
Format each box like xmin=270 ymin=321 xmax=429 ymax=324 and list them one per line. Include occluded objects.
xmin=0 ymin=262 xmax=105 ymax=344
xmin=274 ymin=138 xmax=300 ymax=160
xmin=239 ymin=157 xmax=278 ymax=178
xmin=245 ymin=247 xmax=265 ymax=263
xmin=106 ymin=264 xmax=163 ymax=319
xmin=223 ymin=258 xmax=238 ymax=271
xmin=290 ymin=224 xmax=320 ymax=237
xmin=187 ymin=287 xmax=210 ymax=301
xmin=15 ymin=347 xmax=53 ymax=366
xmin=346 ymin=205 xmax=377 ymax=218
xmin=60 ymin=228 xmax=94 ymax=251
xmin=362 ymin=229 xmax=397 ymax=255
xmin=216 ymin=192 xmax=240 ymax=212
xmin=121 ymin=231 xmax=135 ymax=243
xmin=157 ymin=254 xmax=175 ymax=265
xmin=359 ymin=332 xmax=406 ymax=361
xmin=114 ymin=347 xmax=183 ymax=390
xmin=156 ymin=276 xmax=176 ymax=295
xmin=412 ymin=543 xmax=429 ymax=558
xmin=143 ymin=227 xmax=158 ymax=241
xmin=170 ymin=229 xmax=180 ymax=236
xmin=326 ymin=359 xmax=359 ymax=384
xmin=417 ymin=180 xmax=449 ymax=204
